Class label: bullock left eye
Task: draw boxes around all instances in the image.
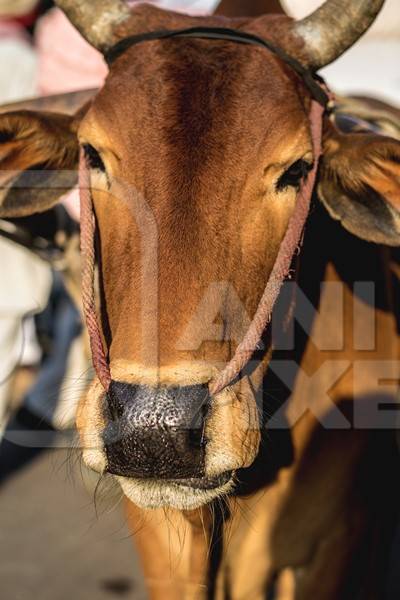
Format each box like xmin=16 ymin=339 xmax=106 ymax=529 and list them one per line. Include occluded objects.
xmin=83 ymin=143 xmax=106 ymax=172
xmin=277 ymin=159 xmax=312 ymax=191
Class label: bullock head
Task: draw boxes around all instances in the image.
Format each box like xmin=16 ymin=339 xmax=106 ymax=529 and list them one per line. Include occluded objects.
xmin=1 ymin=0 xmax=400 ymax=510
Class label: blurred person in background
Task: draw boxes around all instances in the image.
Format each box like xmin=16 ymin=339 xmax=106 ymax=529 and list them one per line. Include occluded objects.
xmin=0 ymin=0 xmax=44 ymax=447
xmin=0 ymin=1 xmax=87 ymax=481
xmin=0 ymin=202 xmax=85 ymax=483
xmin=0 ymin=225 xmax=51 ymax=437
xmin=0 ymin=0 xmax=39 ymax=104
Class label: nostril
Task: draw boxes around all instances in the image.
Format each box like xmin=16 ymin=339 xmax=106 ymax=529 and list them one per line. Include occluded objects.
xmin=188 ymin=428 xmax=205 ymax=450
xmin=187 ymin=395 xmax=209 ymax=450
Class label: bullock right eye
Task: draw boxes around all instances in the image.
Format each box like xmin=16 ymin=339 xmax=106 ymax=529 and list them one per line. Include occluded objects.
xmin=83 ymin=144 xmax=105 ymax=172
xmin=277 ymin=159 xmax=312 ymax=191
xmin=0 ymin=130 xmax=14 ymax=143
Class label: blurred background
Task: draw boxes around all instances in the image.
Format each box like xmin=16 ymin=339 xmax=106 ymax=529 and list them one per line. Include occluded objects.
xmin=0 ymin=1 xmax=398 ymax=599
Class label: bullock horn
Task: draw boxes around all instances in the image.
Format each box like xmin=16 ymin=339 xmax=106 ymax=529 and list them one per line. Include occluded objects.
xmin=293 ymin=0 xmax=385 ymax=70
xmin=54 ymin=0 xmax=131 ymax=51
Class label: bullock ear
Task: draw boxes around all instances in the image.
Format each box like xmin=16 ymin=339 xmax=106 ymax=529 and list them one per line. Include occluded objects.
xmin=0 ymin=110 xmax=79 ymax=218
xmin=318 ymin=122 xmax=400 ymax=246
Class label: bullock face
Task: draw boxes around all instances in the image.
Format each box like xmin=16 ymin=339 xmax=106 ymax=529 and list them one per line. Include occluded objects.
xmin=76 ymin=21 xmax=317 ymax=508
xmin=1 ymin=2 xmax=399 ymax=510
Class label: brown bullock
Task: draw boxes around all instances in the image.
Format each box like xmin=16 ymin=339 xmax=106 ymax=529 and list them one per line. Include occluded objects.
xmin=1 ymin=0 xmax=400 ymax=597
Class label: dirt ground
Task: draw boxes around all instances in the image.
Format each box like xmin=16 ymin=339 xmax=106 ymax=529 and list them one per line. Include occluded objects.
xmin=0 ymin=446 xmax=147 ymax=600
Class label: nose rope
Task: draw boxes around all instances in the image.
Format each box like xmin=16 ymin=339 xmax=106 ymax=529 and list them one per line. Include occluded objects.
xmin=209 ymin=99 xmax=325 ymax=395
xmin=79 ymin=150 xmax=112 ymax=391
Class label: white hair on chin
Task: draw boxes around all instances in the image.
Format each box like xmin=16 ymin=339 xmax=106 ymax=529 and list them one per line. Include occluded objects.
xmin=117 ymin=476 xmax=235 ymax=511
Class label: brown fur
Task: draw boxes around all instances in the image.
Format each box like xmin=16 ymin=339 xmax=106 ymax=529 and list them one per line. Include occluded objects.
xmin=215 ymin=0 xmax=284 ymax=17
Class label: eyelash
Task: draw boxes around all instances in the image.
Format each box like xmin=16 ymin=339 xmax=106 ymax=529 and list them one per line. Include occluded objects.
xmin=83 ymin=144 xmax=106 ymax=172
xmin=0 ymin=130 xmax=14 ymax=143
xmin=276 ymin=159 xmax=312 ymax=191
